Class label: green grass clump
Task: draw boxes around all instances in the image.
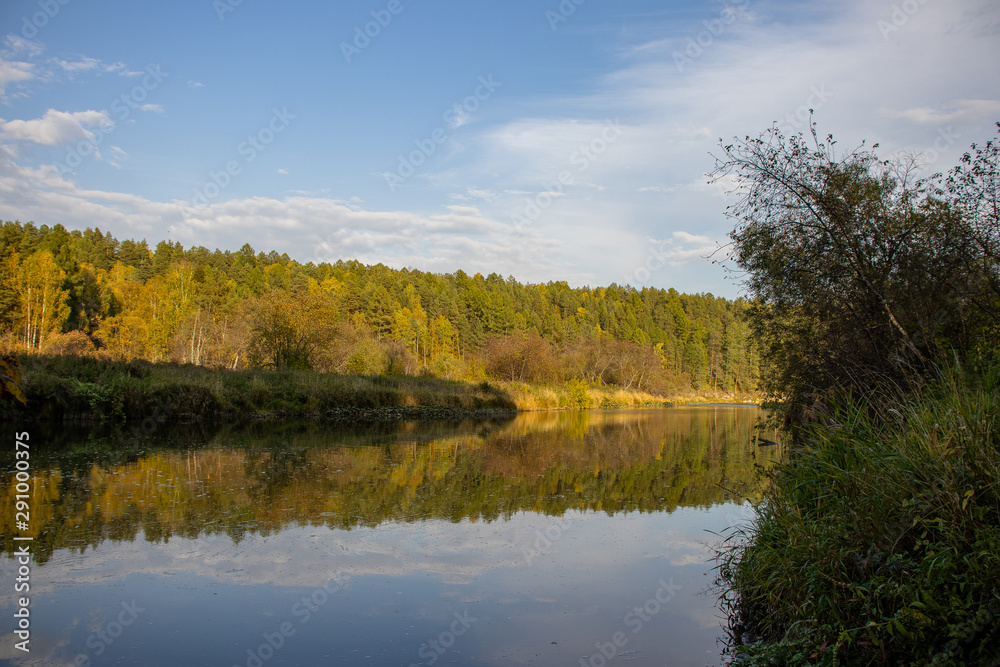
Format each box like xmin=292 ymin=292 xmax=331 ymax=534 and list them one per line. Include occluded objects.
xmin=717 ymin=361 xmax=1000 ymax=666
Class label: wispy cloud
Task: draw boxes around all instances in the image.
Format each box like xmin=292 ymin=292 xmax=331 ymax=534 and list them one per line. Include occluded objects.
xmin=107 ymin=146 xmax=127 ymax=169
xmin=0 ymin=58 xmax=35 ymax=99
xmin=56 ymin=56 xmax=102 ymax=73
xmin=55 ymin=56 xmax=148 ymax=77
xmin=3 ymin=35 xmax=44 ymax=57
xmin=0 ymin=148 xmax=569 ymax=283
xmin=883 ymin=99 xmax=1000 ymax=124
xmin=0 ymin=0 xmax=997 ymax=295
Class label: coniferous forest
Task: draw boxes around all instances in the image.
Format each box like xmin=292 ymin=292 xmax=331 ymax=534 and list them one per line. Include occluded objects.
xmin=0 ymin=220 xmax=758 ymax=398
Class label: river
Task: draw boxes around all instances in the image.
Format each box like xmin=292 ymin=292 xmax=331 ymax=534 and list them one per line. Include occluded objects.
xmin=1 ymin=406 xmax=780 ymax=666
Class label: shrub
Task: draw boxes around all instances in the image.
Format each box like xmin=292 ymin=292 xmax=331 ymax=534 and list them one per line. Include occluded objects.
xmin=41 ymin=330 xmax=97 ymax=357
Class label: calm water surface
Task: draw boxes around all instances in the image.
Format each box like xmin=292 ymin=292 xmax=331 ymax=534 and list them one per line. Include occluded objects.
xmin=1 ymin=407 xmax=780 ymax=666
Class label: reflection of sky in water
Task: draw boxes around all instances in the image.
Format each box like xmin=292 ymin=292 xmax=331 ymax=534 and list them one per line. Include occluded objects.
xmin=1 ymin=505 xmax=755 ymax=666
xmin=0 ymin=408 xmax=775 ymax=666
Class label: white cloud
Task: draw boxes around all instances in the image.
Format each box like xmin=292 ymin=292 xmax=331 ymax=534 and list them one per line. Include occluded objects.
xmin=54 ymin=56 xmax=144 ymax=77
xmin=424 ymin=0 xmax=1000 ymax=293
xmin=0 ymin=149 xmax=568 ymax=283
xmin=107 ymin=146 xmax=127 ymax=169
xmin=56 ymin=56 xmax=101 ymax=73
xmin=0 ymin=57 xmax=34 ymax=97
xmin=1 ymin=108 xmax=110 ymax=146
xmin=112 ymin=64 xmax=147 ymax=77
xmin=0 ymin=48 xmax=151 ymax=103
xmin=465 ymin=187 xmax=499 ymax=202
xmin=883 ymin=99 xmax=1000 ymax=124
xmin=648 ymin=231 xmax=720 ymax=267
xmin=139 ymin=103 xmax=164 ymax=114
xmin=1 ymin=0 xmax=997 ymax=295
xmin=446 ymin=106 xmax=470 ymax=129
xmin=3 ymin=35 xmax=44 ymax=57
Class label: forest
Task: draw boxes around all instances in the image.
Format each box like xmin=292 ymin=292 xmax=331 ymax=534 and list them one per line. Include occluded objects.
xmin=0 ymin=220 xmax=758 ymax=397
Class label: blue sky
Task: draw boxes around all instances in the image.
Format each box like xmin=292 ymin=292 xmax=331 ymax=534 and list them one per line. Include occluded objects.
xmin=1 ymin=0 xmax=998 ymax=297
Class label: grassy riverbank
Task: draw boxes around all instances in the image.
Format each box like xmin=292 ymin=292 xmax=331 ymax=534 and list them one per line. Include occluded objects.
xmin=0 ymin=354 xmax=748 ymax=421
xmin=1 ymin=354 xmax=518 ymax=421
xmin=498 ymin=379 xmax=754 ymax=410
xmin=717 ymin=361 xmax=1000 ymax=665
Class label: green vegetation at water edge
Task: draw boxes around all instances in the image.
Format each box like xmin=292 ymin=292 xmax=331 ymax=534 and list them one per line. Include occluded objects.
xmin=1 ymin=352 xmax=700 ymax=421
xmin=717 ymin=361 xmax=1000 ymax=665
xmin=1 ymin=353 xmax=517 ymax=421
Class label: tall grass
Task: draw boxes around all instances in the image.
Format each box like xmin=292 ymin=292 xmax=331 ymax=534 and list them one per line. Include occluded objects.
xmin=716 ymin=361 xmax=1000 ymax=666
xmin=497 ymin=380 xmax=674 ymax=410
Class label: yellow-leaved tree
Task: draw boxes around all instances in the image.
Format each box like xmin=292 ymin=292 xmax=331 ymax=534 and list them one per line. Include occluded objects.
xmin=7 ymin=251 xmax=70 ymax=351
xmin=96 ymin=261 xmax=147 ymax=360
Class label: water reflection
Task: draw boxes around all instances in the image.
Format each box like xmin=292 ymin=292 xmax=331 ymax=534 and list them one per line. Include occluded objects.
xmin=0 ymin=407 xmax=779 ymax=666
xmin=2 ymin=408 xmax=770 ymax=562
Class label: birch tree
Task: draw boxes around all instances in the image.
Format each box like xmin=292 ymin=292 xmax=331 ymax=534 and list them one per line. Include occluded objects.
xmin=8 ymin=251 xmax=70 ymax=351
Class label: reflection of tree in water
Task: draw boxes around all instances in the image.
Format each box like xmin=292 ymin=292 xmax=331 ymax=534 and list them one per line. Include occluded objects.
xmin=1 ymin=408 xmax=780 ymax=563
xmin=242 ymin=448 xmax=311 ymax=500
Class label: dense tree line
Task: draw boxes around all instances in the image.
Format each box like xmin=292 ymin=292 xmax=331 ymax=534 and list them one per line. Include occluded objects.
xmin=0 ymin=222 xmax=759 ymax=395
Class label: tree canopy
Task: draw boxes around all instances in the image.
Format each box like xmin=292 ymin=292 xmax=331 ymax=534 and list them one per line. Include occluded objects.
xmin=713 ymin=121 xmax=1000 ymax=421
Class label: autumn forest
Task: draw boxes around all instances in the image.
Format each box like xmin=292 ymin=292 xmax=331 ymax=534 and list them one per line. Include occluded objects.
xmin=0 ymin=220 xmax=758 ymax=397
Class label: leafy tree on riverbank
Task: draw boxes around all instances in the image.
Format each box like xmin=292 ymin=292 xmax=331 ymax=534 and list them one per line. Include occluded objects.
xmin=712 ymin=121 xmax=1000 ymax=421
